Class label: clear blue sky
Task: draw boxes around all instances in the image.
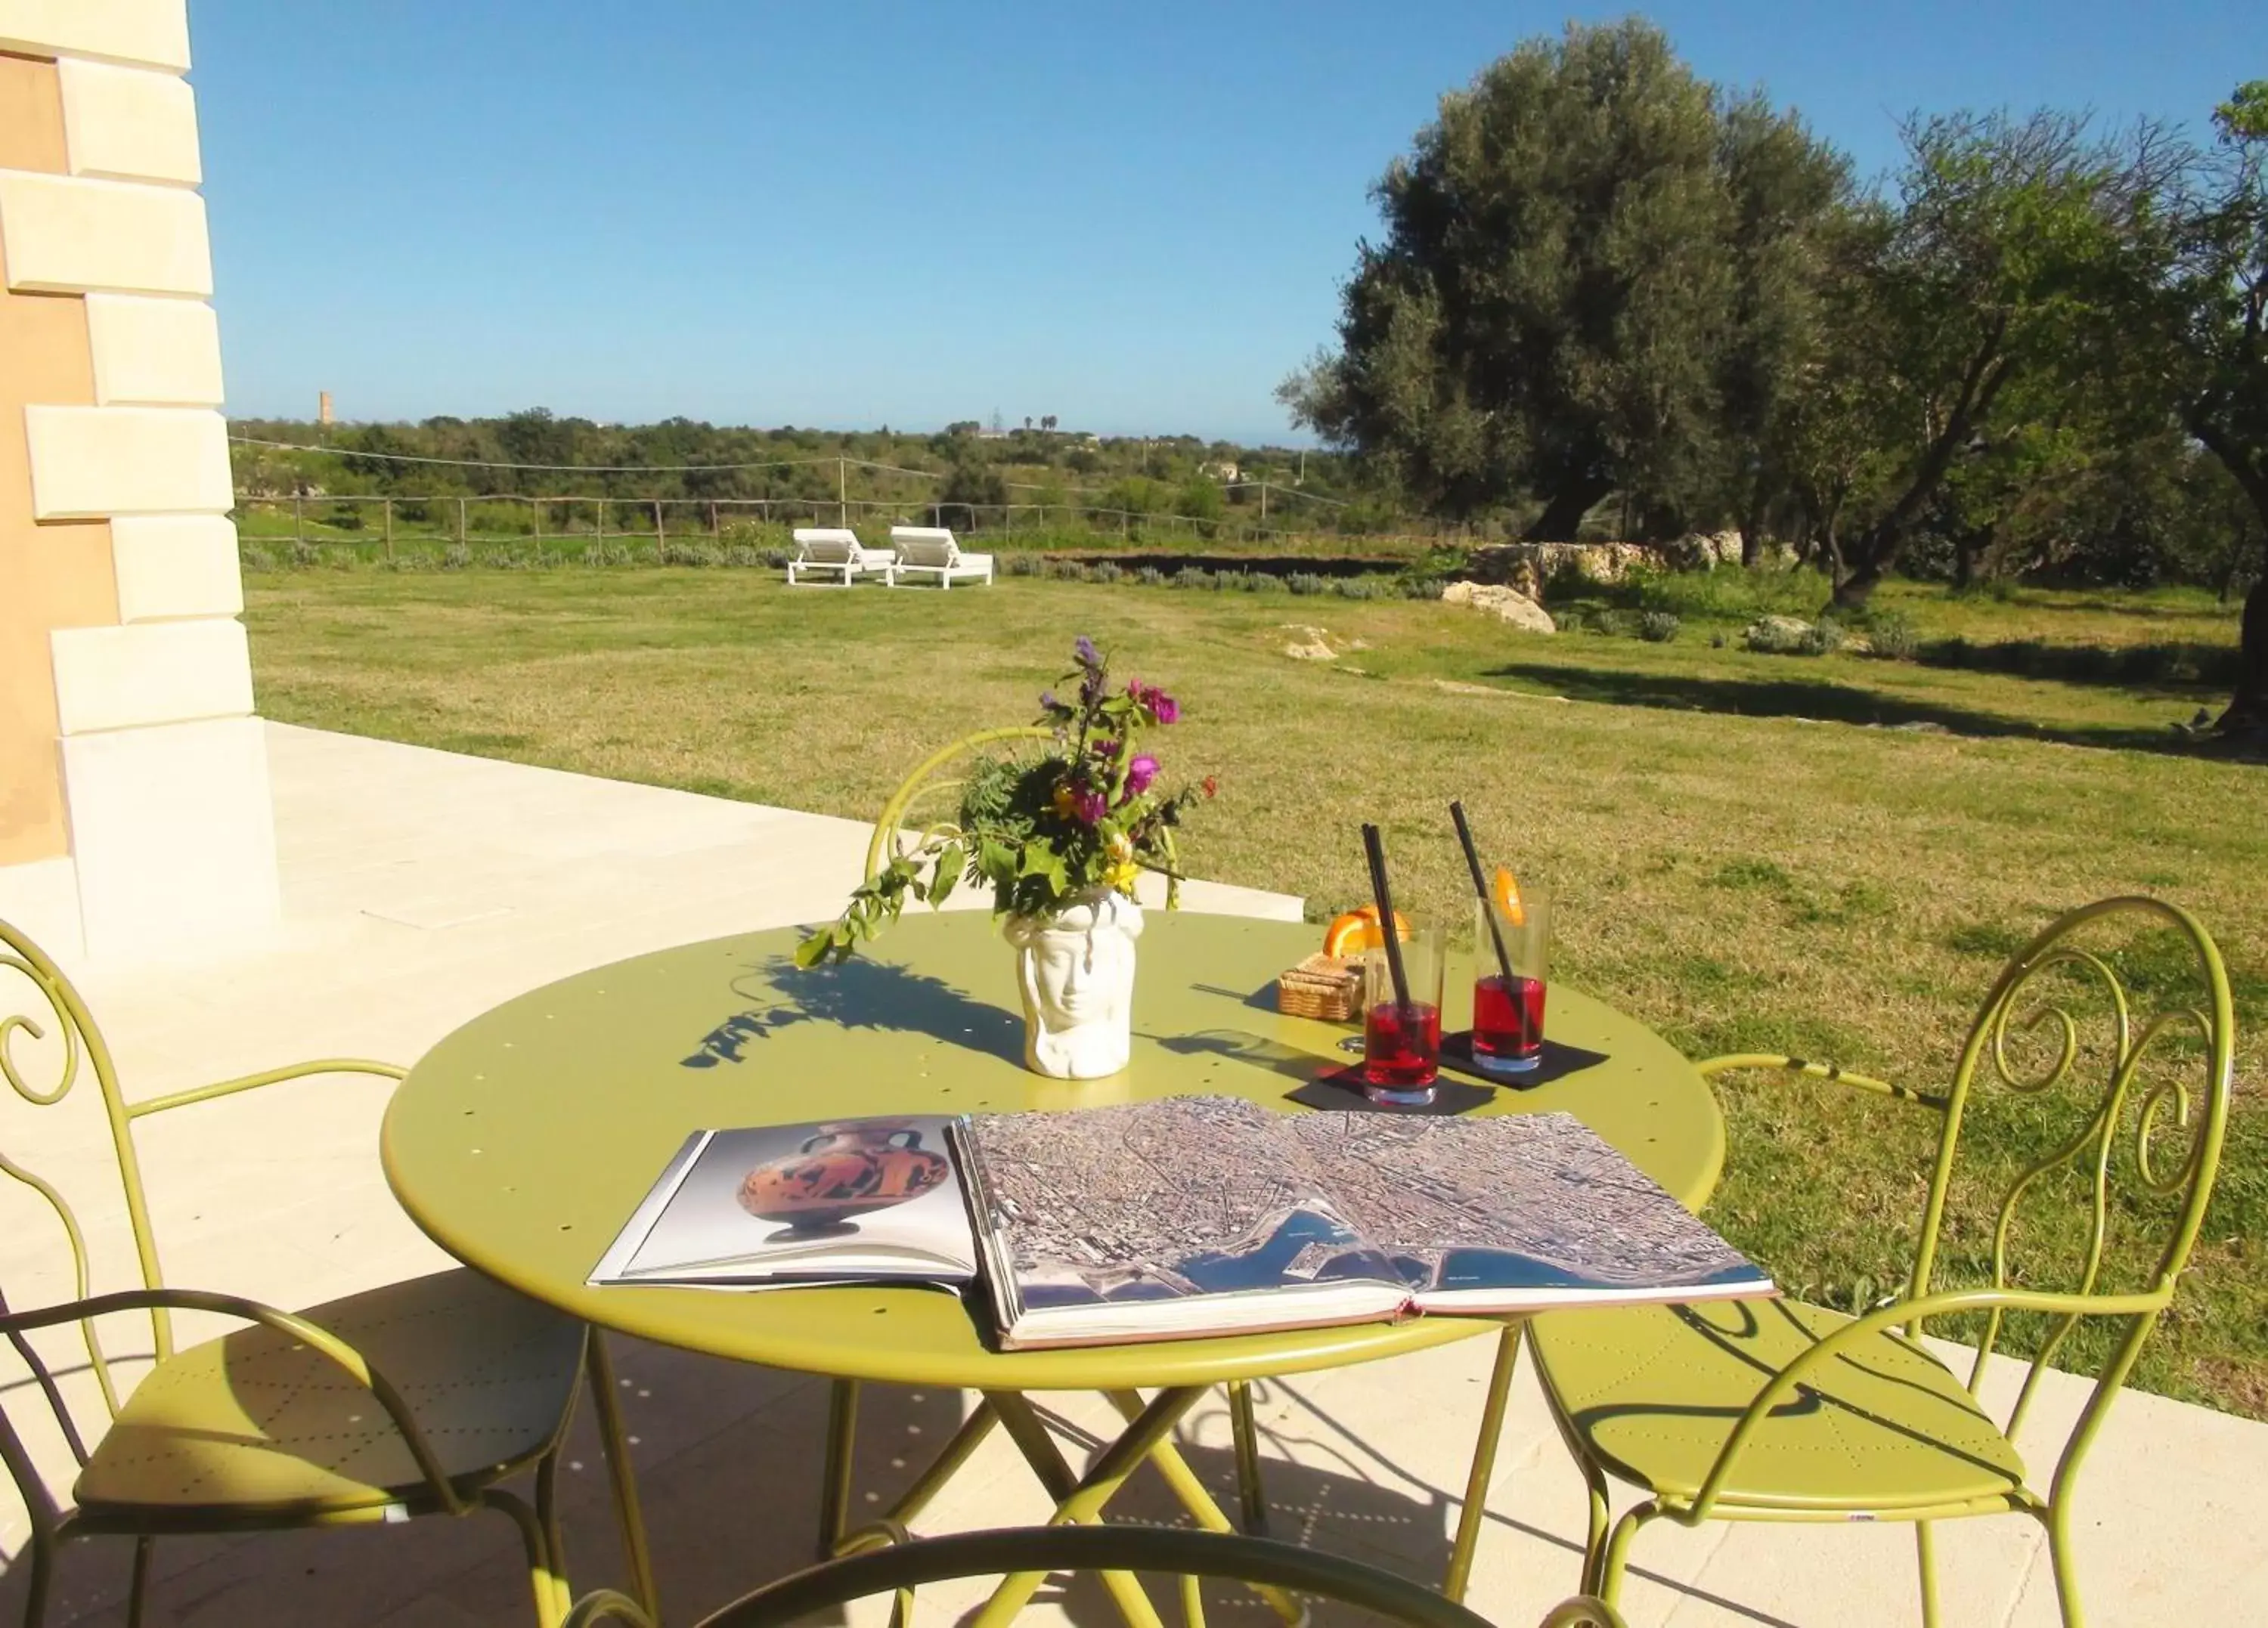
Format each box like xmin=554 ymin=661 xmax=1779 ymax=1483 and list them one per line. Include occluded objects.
xmin=191 ymin=1 xmax=2252 ymax=443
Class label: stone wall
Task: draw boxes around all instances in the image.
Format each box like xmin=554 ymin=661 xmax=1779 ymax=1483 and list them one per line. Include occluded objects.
xmin=1460 ymin=542 xmax=1656 ymax=602
xmin=0 ymin=2 xmax=276 ymax=958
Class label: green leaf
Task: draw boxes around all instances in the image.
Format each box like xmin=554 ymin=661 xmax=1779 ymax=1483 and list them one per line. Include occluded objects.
xmin=932 ymin=842 xmax=965 ymax=908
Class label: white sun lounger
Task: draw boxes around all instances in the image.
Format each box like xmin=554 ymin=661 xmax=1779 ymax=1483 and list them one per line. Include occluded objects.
xmin=886 ymin=526 xmax=995 ymax=589
xmin=788 ymin=528 xmax=895 ymax=587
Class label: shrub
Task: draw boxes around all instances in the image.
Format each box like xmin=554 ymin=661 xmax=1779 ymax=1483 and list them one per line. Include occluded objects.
xmin=287 ymin=538 xmax=322 ymax=569
xmin=1001 ymin=552 xmax=1043 ymax=577
xmin=1399 ymin=576 xmax=1444 ymax=600
xmin=240 ymin=543 xmax=277 ymax=572
xmin=1136 ymin=565 xmax=1169 ymax=587
xmin=1638 ymin=610 xmax=1681 ymax=643
xmin=1287 ymin=572 xmax=1327 ymax=596
xmin=1334 ymin=576 xmax=1389 ymax=599
xmin=442 ymin=543 xmax=472 ymax=571
xmin=1861 ymin=609 xmax=1918 ymax=660
xmin=1089 ymin=561 xmax=1123 ymax=584
xmin=1802 ymin=619 xmax=1848 ymax=655
xmin=582 ymin=540 xmax=630 ymax=567
xmin=1173 ymin=567 xmax=1213 ymax=590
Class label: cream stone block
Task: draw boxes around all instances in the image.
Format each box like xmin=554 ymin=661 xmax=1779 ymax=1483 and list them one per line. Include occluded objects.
xmin=110 ymin=515 xmax=243 ymax=621
xmin=0 ymin=169 xmax=210 ymax=296
xmin=49 ymin=618 xmax=253 ymax=735
xmin=57 ymin=58 xmax=200 ymax=184
xmin=23 ymin=405 xmax=231 ymax=517
xmin=84 ymin=293 xmax=222 ymax=405
xmin=0 ymin=856 xmax=82 ymax=963
xmin=60 ymin=717 xmax=280 ymax=960
xmin=0 ymin=1 xmax=191 ymax=73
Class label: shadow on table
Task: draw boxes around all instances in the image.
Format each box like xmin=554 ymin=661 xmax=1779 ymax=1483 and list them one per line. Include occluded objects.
xmin=676 ymin=953 xmax=1025 ymax=1069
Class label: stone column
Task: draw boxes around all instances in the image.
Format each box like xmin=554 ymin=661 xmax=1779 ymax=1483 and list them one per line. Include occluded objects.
xmin=0 ymin=2 xmax=277 ymax=961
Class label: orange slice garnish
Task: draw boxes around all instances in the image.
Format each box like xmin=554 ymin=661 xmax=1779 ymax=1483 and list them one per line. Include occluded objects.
xmin=1492 ymin=867 xmax=1526 ymax=927
xmin=1322 ymin=905 xmax=1411 ymax=958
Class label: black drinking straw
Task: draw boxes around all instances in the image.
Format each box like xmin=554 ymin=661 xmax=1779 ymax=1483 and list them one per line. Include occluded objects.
xmin=1359 ymin=823 xmax=1414 ymax=1014
xmin=1450 ymin=800 xmax=1517 ymax=987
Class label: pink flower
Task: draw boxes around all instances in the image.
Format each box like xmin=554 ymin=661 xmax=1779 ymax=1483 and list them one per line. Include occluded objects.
xmin=1125 ymin=754 xmax=1160 ymax=797
xmin=1071 ymin=789 xmax=1109 ymax=824
xmin=1130 ymin=682 xmax=1179 ymax=724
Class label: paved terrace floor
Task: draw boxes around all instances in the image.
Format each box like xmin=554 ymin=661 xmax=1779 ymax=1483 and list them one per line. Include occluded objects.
xmin=1 ymin=723 xmax=2258 ymax=1626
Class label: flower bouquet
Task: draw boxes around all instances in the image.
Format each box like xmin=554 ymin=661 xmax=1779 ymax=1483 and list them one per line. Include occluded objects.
xmin=797 ymin=637 xmax=1213 ymax=1077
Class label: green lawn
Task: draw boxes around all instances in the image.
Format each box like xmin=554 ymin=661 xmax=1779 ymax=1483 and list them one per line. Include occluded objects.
xmin=244 ymin=566 xmax=2268 ymax=1416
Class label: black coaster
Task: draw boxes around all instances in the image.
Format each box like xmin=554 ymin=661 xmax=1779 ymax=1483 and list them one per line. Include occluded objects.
xmin=1288 ymin=1066 xmax=1496 ymax=1115
xmin=1437 ymin=1032 xmax=1611 ymax=1088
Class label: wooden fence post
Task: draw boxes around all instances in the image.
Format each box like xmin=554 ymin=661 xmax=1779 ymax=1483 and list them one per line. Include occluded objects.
xmin=383 ymin=497 xmax=394 ymax=562
xmin=709 ymin=500 xmax=719 ymax=537
xmin=456 ymin=496 xmax=466 ymax=547
xmin=293 ymin=494 xmax=304 ymax=546
xmin=596 ymin=497 xmax=606 ymax=541
xmin=653 ymin=499 xmax=665 ymax=561
xmin=531 ymin=496 xmax=542 ymax=548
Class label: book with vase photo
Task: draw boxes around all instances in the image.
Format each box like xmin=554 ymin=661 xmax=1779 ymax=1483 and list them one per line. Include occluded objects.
xmin=587 ymin=1117 xmax=976 ymax=1289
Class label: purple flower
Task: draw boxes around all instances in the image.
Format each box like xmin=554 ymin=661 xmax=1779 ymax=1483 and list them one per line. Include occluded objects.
xmin=1073 ymin=635 xmax=1101 ymax=668
xmin=1039 ymin=689 xmax=1059 ymax=712
xmin=1125 ymin=754 xmax=1160 ymax=797
xmin=1071 ymin=789 xmax=1109 ymax=824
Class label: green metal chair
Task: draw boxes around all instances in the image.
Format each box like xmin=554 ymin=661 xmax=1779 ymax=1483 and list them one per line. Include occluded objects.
xmin=563 ymin=1523 xmax=1628 ymax=1627
xmin=1523 ymin=896 xmax=2235 ymax=1626
xmin=0 ymin=918 xmax=656 ymax=1628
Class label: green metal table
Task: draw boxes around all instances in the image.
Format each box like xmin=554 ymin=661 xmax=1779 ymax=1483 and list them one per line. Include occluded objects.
xmin=383 ymin=910 xmax=1724 ymax=1615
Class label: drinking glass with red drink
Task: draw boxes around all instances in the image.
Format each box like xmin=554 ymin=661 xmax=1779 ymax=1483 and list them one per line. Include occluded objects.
xmin=1472 ymin=882 xmax=1551 ymax=1076
xmin=1362 ymin=924 xmax=1445 ymax=1103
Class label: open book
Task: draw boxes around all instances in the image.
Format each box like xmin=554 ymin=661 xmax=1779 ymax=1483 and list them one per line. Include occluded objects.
xmin=954 ymin=1097 xmax=1772 ymax=1349
xmin=588 ymin=1118 xmax=976 ymax=1289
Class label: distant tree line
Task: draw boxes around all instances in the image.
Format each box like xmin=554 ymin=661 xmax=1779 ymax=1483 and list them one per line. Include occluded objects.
xmin=1281 ymin=22 xmax=2267 ymax=730
xmin=228 ymin=416 xmax=1388 ymax=538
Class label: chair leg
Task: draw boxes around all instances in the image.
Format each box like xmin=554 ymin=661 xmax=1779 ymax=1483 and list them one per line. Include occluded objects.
xmin=537 ymin=1448 xmax=573 ymax=1623
xmin=2046 ymin=1498 xmax=2087 ymax=1628
xmin=585 ymin=1329 xmax=660 ymax=1618
xmin=19 ymin=1522 xmax=54 ymax=1628
xmin=1579 ymin=1456 xmax=1613 ymax=1596
xmin=1227 ymin=1381 xmax=1267 ymax=1534
xmin=1597 ymin=1500 xmax=1659 ymax=1608
xmin=1916 ymin=1521 xmax=1941 ymax=1628
xmin=486 ymin=1487 xmax=567 ymax=1628
xmin=125 ymin=1535 xmax=154 ymax=1628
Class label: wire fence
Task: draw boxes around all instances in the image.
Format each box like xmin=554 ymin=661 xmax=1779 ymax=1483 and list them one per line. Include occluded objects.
xmin=231 ymin=490 xmax=1449 ymax=563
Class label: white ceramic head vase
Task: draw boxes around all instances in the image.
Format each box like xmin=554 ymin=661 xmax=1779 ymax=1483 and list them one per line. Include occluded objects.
xmin=1003 ymin=889 xmax=1145 ymax=1079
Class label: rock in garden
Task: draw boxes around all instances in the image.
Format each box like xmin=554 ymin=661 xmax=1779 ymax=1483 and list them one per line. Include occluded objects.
xmin=1745 ymin=614 xmax=1814 ymax=651
xmin=1442 ymin=580 xmax=1556 ymax=634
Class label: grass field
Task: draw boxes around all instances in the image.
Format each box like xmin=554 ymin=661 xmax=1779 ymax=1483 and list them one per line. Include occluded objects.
xmin=244 ymin=566 xmax=2268 ymax=1416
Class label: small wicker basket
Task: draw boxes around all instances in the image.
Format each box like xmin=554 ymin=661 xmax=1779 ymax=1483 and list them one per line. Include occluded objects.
xmin=1277 ymin=952 xmax=1361 ymax=1022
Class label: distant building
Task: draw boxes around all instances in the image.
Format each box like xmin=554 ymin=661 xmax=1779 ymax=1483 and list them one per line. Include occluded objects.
xmin=1201 ymin=460 xmax=1241 ymax=483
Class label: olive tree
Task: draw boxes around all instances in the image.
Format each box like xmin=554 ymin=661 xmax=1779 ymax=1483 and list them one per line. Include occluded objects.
xmin=1281 ymin=20 xmax=1844 ymax=540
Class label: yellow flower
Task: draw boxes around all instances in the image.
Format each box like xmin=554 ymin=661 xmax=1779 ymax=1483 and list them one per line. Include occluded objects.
xmin=1106 ymin=831 xmax=1133 ymax=863
xmin=1052 ymin=785 xmax=1078 ymax=819
xmin=1105 ymin=858 xmax=1142 ymax=894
